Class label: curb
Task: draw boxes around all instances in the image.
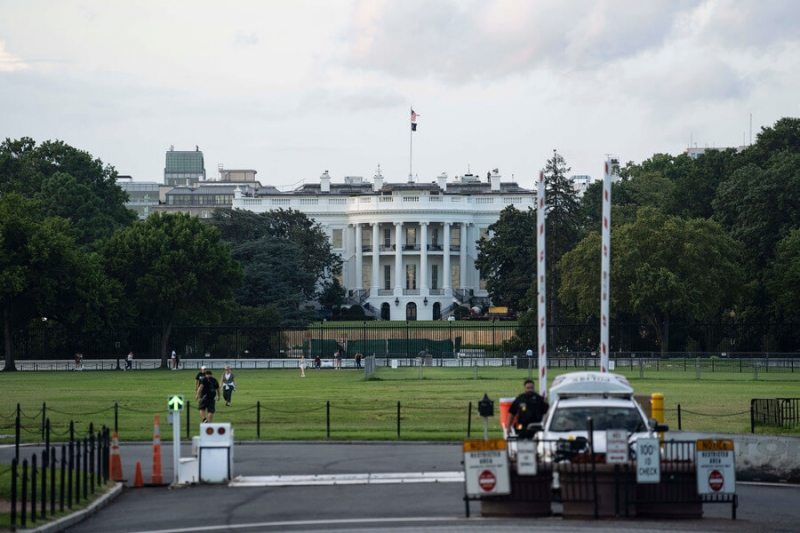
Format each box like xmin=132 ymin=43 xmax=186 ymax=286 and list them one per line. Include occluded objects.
xmin=17 ymin=482 xmax=123 ymax=533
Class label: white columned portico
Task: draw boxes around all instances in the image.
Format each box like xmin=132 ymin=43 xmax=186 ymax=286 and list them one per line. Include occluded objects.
xmin=394 ymin=222 xmax=403 ymax=294
xmin=355 ymin=223 xmax=363 ymax=290
xmin=443 ymin=222 xmax=451 ymax=291
xmin=420 ymin=222 xmax=428 ymax=292
xmin=460 ymin=223 xmax=468 ymax=290
xmin=371 ymin=223 xmax=380 ymax=293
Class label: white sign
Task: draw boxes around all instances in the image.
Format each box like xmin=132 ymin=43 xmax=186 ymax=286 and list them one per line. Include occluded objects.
xmin=606 ymin=429 xmax=629 ymax=464
xmin=516 ymin=440 xmax=538 ymax=475
xmin=463 ymin=439 xmax=510 ymax=497
xmin=696 ymin=439 xmax=736 ymax=495
xmin=391 ymin=359 xmax=398 ymax=369
xmin=636 ymin=438 xmax=661 ymax=484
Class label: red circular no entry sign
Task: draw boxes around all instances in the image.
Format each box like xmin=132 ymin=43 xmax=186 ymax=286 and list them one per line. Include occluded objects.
xmin=708 ymin=469 xmax=724 ymax=492
xmin=478 ymin=470 xmax=497 ymax=492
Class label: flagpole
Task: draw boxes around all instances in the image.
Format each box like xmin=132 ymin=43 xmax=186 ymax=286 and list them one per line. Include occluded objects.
xmin=409 ymin=107 xmax=414 ymax=182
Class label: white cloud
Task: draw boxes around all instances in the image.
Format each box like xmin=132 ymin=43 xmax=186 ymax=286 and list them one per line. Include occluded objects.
xmin=0 ymin=41 xmax=29 ymax=72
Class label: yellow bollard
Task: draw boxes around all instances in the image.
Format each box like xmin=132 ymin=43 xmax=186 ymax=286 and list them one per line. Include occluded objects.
xmin=651 ymin=392 xmax=665 ymax=442
xmin=651 ymin=393 xmax=664 ymax=424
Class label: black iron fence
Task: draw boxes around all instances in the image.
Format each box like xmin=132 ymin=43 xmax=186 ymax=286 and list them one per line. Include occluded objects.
xmin=4 ymin=320 xmax=800 ymax=362
xmin=751 ymin=398 xmax=800 ymax=432
xmin=5 ymin=420 xmax=111 ymax=531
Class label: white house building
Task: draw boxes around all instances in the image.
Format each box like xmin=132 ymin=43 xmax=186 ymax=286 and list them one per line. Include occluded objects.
xmin=232 ymin=167 xmax=536 ymax=321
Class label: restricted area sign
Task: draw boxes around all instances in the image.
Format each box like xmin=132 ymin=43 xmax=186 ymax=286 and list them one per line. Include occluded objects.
xmin=696 ymin=439 xmax=735 ymax=495
xmin=463 ymin=439 xmax=510 ymax=497
xmin=168 ymin=394 xmax=185 ymax=411
xmin=606 ymin=429 xmax=629 ymax=464
xmin=636 ymin=437 xmax=661 ymax=484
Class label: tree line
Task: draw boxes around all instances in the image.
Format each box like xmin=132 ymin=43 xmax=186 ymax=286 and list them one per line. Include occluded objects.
xmin=0 ymin=138 xmax=341 ymax=370
xmin=475 ymin=118 xmax=800 ymax=354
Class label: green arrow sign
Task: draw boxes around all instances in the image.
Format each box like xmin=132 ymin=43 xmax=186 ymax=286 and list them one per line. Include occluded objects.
xmin=168 ymin=394 xmax=185 ymax=411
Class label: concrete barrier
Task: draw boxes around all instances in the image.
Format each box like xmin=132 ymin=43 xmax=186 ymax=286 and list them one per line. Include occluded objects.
xmin=668 ymin=431 xmax=800 ymax=483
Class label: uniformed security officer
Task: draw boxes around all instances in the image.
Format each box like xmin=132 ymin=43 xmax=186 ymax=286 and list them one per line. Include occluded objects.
xmin=507 ymin=379 xmax=549 ymax=439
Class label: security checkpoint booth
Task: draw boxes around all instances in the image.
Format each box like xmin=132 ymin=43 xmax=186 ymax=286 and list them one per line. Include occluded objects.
xmin=197 ymin=423 xmax=235 ymax=483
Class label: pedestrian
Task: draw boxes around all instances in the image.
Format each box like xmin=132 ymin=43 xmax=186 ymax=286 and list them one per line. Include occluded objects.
xmin=299 ymin=355 xmax=306 ymax=377
xmin=354 ymin=351 xmax=362 ymax=369
xmin=171 ymin=350 xmax=177 ymax=370
xmin=125 ymin=351 xmax=133 ymax=371
xmin=195 ymin=369 xmax=220 ymax=423
xmin=314 ymin=355 xmax=321 ymax=369
xmin=506 ymin=379 xmax=549 ymax=440
xmin=221 ymin=365 xmax=236 ymax=406
xmin=335 ymin=348 xmax=343 ymax=370
xmin=195 ymin=365 xmax=207 ymax=391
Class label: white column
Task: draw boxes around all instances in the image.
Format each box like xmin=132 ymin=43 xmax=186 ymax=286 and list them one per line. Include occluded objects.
xmin=460 ymin=223 xmax=468 ymax=289
xmin=394 ymin=222 xmax=403 ymax=293
xmin=371 ymin=223 xmax=380 ymax=292
xmin=355 ymin=223 xmax=363 ymax=290
xmin=443 ymin=222 xmax=451 ymax=290
xmin=420 ymin=222 xmax=428 ymax=292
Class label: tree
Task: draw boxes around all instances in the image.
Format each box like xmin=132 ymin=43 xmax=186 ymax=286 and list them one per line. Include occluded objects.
xmin=0 ymin=138 xmax=135 ymax=251
xmin=769 ymin=228 xmax=800 ymax=316
xmin=665 ymin=148 xmax=738 ymax=220
xmin=318 ymin=278 xmax=347 ymax=318
xmin=474 ymin=205 xmax=537 ymax=312
xmin=543 ymin=151 xmax=583 ymax=322
xmin=103 ymin=212 xmax=243 ymax=368
xmin=209 ymin=208 xmax=341 ymax=327
xmin=1 ymin=194 xmax=118 ymax=370
xmin=558 ymin=207 xmax=747 ymax=354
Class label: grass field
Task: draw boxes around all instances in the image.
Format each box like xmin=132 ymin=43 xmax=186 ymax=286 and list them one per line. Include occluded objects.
xmin=2 ymin=366 xmax=798 ymax=444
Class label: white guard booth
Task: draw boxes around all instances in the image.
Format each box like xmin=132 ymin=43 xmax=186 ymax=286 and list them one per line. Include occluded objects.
xmin=198 ymin=423 xmax=234 ymax=482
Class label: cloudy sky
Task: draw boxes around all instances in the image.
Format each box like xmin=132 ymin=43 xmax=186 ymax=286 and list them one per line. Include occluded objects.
xmin=2 ymin=0 xmax=799 ymax=190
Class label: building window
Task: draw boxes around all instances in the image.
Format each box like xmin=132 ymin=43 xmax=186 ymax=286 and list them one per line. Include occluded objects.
xmin=451 ymin=265 xmax=460 ymax=289
xmin=362 ymin=230 xmax=371 ymax=249
xmin=384 ymin=265 xmax=391 ymax=290
xmin=431 ymin=265 xmax=439 ymax=290
xmin=430 ymin=229 xmax=439 ymax=247
xmin=384 ymin=228 xmax=391 ymax=248
xmin=362 ymin=264 xmax=371 ymax=290
xmin=406 ymin=227 xmax=416 ymax=248
xmin=332 ymin=229 xmax=343 ymax=249
xmin=406 ymin=264 xmax=417 ymax=290
xmin=451 ymin=227 xmax=460 ymax=248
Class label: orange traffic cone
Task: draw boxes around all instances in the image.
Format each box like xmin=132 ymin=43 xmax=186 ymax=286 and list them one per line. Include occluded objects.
xmin=152 ymin=414 xmax=163 ymax=485
xmin=133 ymin=461 xmax=144 ymax=487
xmin=109 ymin=431 xmax=124 ymax=481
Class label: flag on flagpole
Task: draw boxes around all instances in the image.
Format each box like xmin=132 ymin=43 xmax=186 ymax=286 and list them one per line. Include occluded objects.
xmin=411 ymin=108 xmax=419 ymax=131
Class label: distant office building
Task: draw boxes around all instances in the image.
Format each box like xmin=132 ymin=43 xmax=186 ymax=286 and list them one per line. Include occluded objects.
xmin=165 ymin=146 xmax=206 ymax=186
xmin=118 ymin=176 xmax=160 ymax=220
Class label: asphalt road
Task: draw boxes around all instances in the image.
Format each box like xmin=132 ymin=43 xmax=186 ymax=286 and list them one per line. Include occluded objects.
xmin=3 ymin=441 xmax=799 ymax=533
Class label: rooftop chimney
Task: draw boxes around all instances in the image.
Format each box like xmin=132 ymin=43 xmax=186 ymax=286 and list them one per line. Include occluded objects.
xmin=320 ymin=170 xmax=331 ymax=193
xmin=490 ymin=168 xmax=501 ymax=192
xmin=437 ymin=172 xmax=448 ymax=192
xmin=373 ymin=165 xmax=384 ymax=192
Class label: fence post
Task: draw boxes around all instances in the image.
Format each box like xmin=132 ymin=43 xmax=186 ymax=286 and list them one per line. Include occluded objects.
xmin=15 ymin=404 xmax=21 ymax=463
xmin=397 ymin=401 xmax=401 ymax=439
xmin=467 ymin=401 xmax=472 ymax=438
xmin=83 ymin=436 xmax=89 ymax=500
xmin=30 ymin=454 xmax=37 ymax=526
xmin=677 ymin=403 xmax=682 ymax=430
xmin=10 ymin=457 xmax=17 ymax=530
xmin=186 ymin=402 xmax=191 ymax=440
xmin=41 ymin=402 xmax=46 ymax=440
xmin=50 ymin=445 xmax=56 ymax=515
xmin=114 ymin=402 xmax=119 ymax=434
xmin=695 ymin=357 xmax=700 ymax=379
xmin=750 ymin=398 xmax=756 ymax=434
xmin=21 ymin=459 xmax=28 ymax=530
xmin=75 ymin=439 xmax=81 ymax=504
xmin=60 ymin=444 xmax=66 ymax=512
xmin=257 ymin=401 xmax=261 ymax=440
xmin=326 ymin=400 xmax=330 ymax=439
xmin=41 ymin=445 xmax=47 ymax=520
xmin=68 ymin=422 xmax=74 ymax=509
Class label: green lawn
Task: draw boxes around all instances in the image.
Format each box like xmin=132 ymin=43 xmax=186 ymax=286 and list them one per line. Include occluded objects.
xmin=2 ymin=366 xmax=798 ymax=443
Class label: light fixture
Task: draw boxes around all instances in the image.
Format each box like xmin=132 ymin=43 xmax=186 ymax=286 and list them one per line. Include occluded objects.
xmin=395 ymin=297 xmax=400 ymax=306
xmin=423 ymin=297 xmax=428 ymax=306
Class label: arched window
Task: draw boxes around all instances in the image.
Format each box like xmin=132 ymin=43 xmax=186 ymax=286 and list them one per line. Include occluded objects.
xmin=406 ymin=302 xmax=417 ymax=321
xmin=381 ymin=303 xmax=391 ymax=321
xmin=432 ymin=302 xmax=441 ymax=320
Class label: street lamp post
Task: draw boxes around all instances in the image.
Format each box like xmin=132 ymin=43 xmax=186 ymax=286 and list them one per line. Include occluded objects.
xmin=729 ymin=310 xmax=737 ymax=352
